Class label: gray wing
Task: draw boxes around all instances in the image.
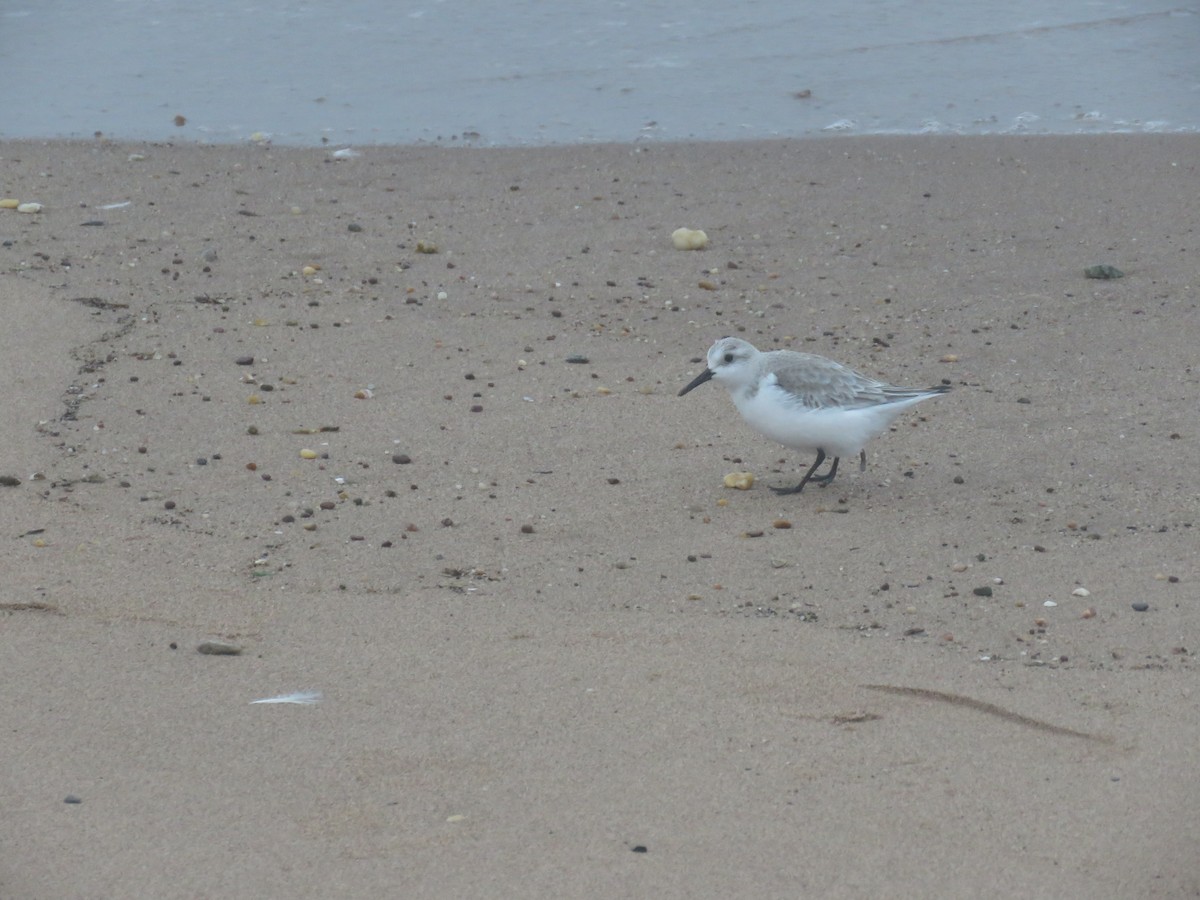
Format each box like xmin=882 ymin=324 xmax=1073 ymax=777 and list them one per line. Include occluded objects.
xmin=771 ymin=353 xmax=941 ymax=409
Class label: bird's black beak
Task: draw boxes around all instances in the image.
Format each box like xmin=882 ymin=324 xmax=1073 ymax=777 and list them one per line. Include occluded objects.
xmin=678 ymin=368 xmax=714 ymax=396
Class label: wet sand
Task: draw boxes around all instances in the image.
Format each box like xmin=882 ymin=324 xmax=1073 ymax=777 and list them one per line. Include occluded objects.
xmin=1 ymin=135 xmax=1197 ymax=897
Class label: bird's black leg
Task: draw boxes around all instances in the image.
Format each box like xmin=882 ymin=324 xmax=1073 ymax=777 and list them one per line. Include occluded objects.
xmin=772 ymin=449 xmax=832 ymax=495
xmin=808 ymin=454 xmax=841 ymax=486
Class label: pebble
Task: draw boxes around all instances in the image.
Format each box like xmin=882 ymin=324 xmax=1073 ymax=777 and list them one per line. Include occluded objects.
xmin=16 ymin=202 xmax=43 ymax=213
xmin=1131 ymin=602 xmax=1149 ymax=612
xmin=235 ymin=356 xmax=254 ymax=366
xmin=197 ymin=640 xmax=242 ymax=655
xmin=565 ymin=354 xmax=589 ymax=364
xmin=671 ymin=227 xmax=708 ymax=250
xmin=0 ymin=475 xmax=20 ymax=487
xmin=0 ymin=198 xmax=19 ymax=209
xmin=1072 ymin=587 xmax=1091 ymax=597
xmin=392 ymin=453 xmax=412 ymax=464
xmin=64 ymin=795 xmax=82 ymax=805
xmin=723 ymin=472 xmax=754 ymax=490
xmin=1084 ymin=264 xmax=1124 ymax=279
xmin=299 ymin=448 xmax=318 ymax=459
xmin=973 ymin=586 xmax=993 ymax=597
xmin=1043 ymin=600 xmax=1057 ymax=607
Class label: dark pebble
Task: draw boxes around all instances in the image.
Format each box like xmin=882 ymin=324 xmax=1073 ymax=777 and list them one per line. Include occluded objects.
xmin=164 ymin=500 xmax=176 ymax=510
xmin=64 ymin=795 xmax=82 ymax=805
xmin=393 ymin=454 xmax=411 ymax=464
xmin=0 ymin=475 xmax=20 ymax=487
xmin=565 ymin=354 xmax=589 ymax=364
xmin=347 ymin=223 xmax=363 ymax=232
xmin=973 ymin=586 xmax=993 ymax=597
xmin=196 ymin=457 xmax=207 ymax=466
xmin=520 ymin=524 xmax=535 ymax=534
xmin=197 ymin=640 xmax=242 ymax=655
xmin=1132 ymin=602 xmax=1150 ymax=612
xmin=235 ymin=356 xmax=254 ymax=366
xmin=631 ymin=845 xmax=648 ymax=853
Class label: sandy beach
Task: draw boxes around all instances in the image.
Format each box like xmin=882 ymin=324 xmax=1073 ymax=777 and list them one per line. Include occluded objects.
xmin=1 ymin=134 xmax=1197 ymax=898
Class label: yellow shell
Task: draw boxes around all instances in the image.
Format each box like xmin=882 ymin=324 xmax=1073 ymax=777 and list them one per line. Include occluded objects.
xmin=723 ymin=471 xmax=755 ymax=490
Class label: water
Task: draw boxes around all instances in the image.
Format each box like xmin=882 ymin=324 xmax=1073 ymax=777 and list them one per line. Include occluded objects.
xmin=2 ymin=0 xmax=1197 ymax=145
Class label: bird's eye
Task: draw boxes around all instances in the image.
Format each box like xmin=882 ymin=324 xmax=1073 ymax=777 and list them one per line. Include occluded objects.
xmin=723 ymin=352 xmax=734 ymax=363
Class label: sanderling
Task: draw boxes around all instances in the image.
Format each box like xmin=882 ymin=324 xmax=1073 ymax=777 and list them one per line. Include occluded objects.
xmin=679 ymin=336 xmax=950 ymax=494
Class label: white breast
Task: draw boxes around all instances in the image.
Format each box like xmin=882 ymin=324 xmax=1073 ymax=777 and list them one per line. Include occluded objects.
xmin=730 ymin=376 xmax=919 ymax=458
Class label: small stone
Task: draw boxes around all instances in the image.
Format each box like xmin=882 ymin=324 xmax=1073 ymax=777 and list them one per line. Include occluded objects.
xmin=392 ymin=453 xmax=412 ymax=464
xmin=1043 ymin=600 xmax=1057 ymax=607
xmin=973 ymin=586 xmax=993 ymax=597
xmin=235 ymin=356 xmax=254 ymax=366
xmin=1072 ymin=587 xmax=1091 ymax=597
xmin=299 ymin=449 xmax=318 ymax=459
xmin=416 ymin=240 xmax=438 ymax=254
xmin=671 ymin=227 xmax=708 ymax=250
xmin=16 ymin=202 xmax=43 ymax=214
xmin=0 ymin=475 xmax=20 ymax=487
xmin=520 ymin=524 xmax=535 ymax=534
xmin=772 ymin=519 xmax=792 ymax=529
xmin=723 ymin=472 xmax=755 ymax=490
xmin=197 ymin=640 xmax=242 ymax=655
xmin=565 ymin=354 xmax=589 ymax=364
xmin=347 ymin=223 xmax=363 ymax=232
xmin=1084 ymin=264 xmax=1124 ymax=279
xmin=1131 ymin=602 xmax=1149 ymax=612
xmin=64 ymin=795 xmax=82 ymax=804
xmin=0 ymin=198 xmax=19 ymax=209
xmin=164 ymin=500 xmax=176 ymax=510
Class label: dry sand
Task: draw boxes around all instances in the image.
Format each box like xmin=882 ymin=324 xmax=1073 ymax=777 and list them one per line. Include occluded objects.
xmin=1 ymin=135 xmax=1197 ymax=898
